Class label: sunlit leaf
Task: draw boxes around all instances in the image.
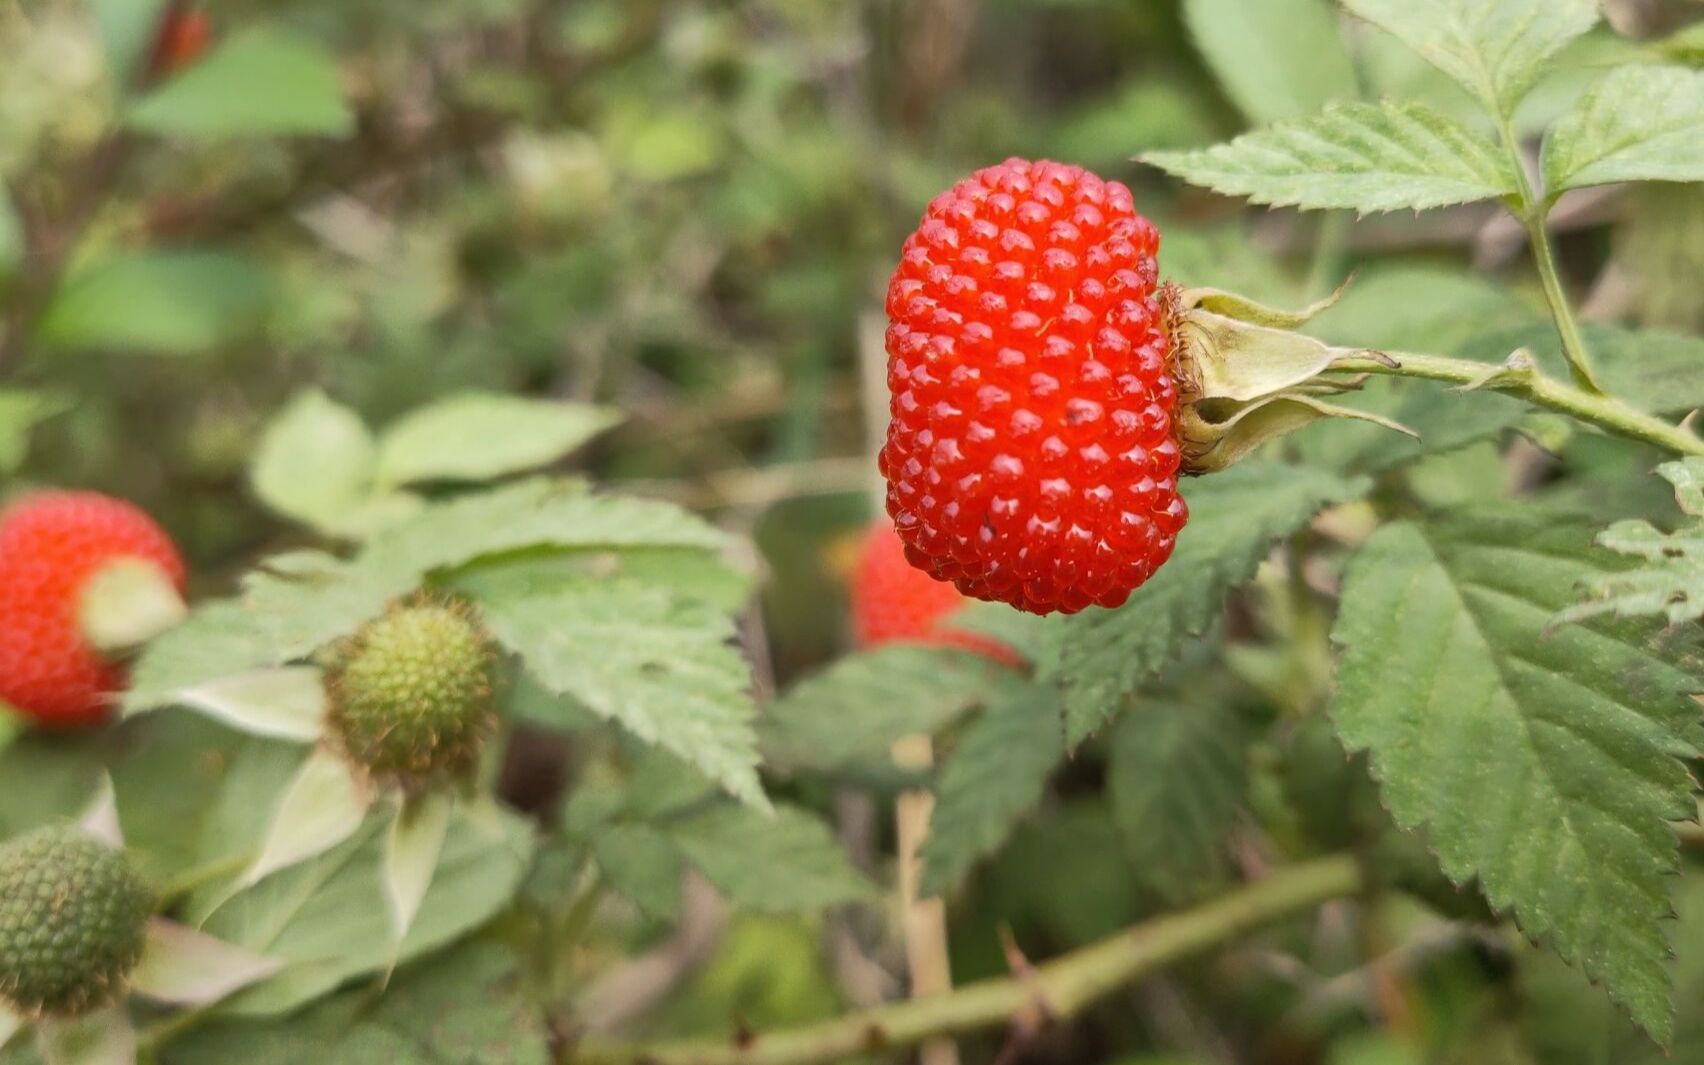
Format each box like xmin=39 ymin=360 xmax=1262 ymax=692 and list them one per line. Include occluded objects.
xmin=374 ymin=394 xmax=621 ymax=488
xmin=1183 ymin=0 xmax=1356 ymax=124
xmin=128 ymin=32 xmax=352 ymax=139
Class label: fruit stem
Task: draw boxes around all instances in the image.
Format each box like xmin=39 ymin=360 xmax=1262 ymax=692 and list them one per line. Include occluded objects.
xmin=1326 ymin=350 xmax=1704 ymax=457
xmin=568 ymin=855 xmax=1362 ymax=1065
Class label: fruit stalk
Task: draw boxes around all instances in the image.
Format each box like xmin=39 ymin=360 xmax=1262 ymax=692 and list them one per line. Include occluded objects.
xmin=568 ymin=855 xmax=1362 ymax=1065
xmin=1326 ymin=350 xmax=1704 ymax=457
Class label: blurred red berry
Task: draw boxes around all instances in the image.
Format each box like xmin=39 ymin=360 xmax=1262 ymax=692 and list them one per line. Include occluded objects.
xmin=0 ymin=492 xmax=185 ymax=728
xmin=850 ymin=520 xmax=1020 ymax=666
xmin=146 ymin=5 xmax=211 ymax=79
xmin=880 ymin=157 xmax=1186 ymax=615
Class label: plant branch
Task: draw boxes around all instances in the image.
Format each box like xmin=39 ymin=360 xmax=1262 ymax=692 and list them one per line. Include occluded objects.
xmin=565 ymin=855 xmax=1362 ymax=1065
xmin=1327 ymin=351 xmax=1704 ymax=457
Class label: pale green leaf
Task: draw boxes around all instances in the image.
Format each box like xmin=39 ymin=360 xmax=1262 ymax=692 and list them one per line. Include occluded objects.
xmin=242 ymin=750 xmax=372 ymax=887
xmin=480 ymin=579 xmax=765 ymax=809
xmin=669 ymin=804 xmax=873 ymax=913
xmin=1046 ymin=463 xmax=1367 ymax=745
xmin=384 ymin=793 xmax=454 ymax=944
xmin=37 ymin=251 xmax=270 ymax=355
xmin=1561 ymin=459 xmax=1704 ymax=626
xmin=374 ymin=394 xmax=621 ymax=488
xmin=1331 ymin=506 xmax=1703 ymax=1041
xmin=1543 ymin=65 xmax=1704 ymax=194
xmin=34 ymin=1010 xmax=133 ymax=1065
xmin=128 ymin=32 xmax=353 ymax=139
xmin=1108 ymin=698 xmax=1250 ymax=903
xmin=1145 ymin=101 xmax=1519 ymax=213
xmin=1184 ymin=0 xmax=1357 ymax=124
xmin=0 ymin=390 xmax=71 ymax=476
xmin=1341 ymin=0 xmax=1599 ymax=117
xmin=761 ymin=645 xmax=1021 ymax=774
xmin=130 ymin=920 xmax=282 ymax=1007
xmin=87 ymin=0 xmax=169 ymax=86
xmin=174 ymin=668 xmax=326 ymax=743
xmin=249 ymin=389 xmax=376 ymax=534
xmin=192 ymin=805 xmax=534 ymax=1017
xmin=918 ymin=682 xmax=1066 ymax=897
xmin=168 ymin=940 xmax=550 ymax=1065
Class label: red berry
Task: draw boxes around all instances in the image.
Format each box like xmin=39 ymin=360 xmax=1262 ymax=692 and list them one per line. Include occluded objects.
xmin=850 ymin=521 xmax=1019 ymax=666
xmin=0 ymin=492 xmax=185 ymax=728
xmin=146 ymin=5 xmax=211 ymax=79
xmin=880 ymin=158 xmax=1186 ymax=615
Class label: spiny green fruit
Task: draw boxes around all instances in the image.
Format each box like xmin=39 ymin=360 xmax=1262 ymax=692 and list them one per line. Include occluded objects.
xmin=0 ymin=827 xmax=153 ymax=1018
xmin=328 ymin=601 xmax=498 ymax=789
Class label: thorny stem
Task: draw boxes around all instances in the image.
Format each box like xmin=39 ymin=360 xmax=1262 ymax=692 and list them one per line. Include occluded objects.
xmin=1327 ymin=350 xmax=1704 ymax=458
xmin=565 ymin=855 xmax=1362 ymax=1065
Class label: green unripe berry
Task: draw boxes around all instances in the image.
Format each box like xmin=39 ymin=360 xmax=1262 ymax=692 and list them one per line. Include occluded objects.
xmin=0 ymin=827 xmax=153 ymax=1018
xmin=329 ymin=601 xmax=497 ymax=789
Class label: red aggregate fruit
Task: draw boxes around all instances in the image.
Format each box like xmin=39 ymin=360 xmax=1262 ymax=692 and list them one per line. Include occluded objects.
xmin=880 ymin=157 xmax=1186 ymax=615
xmin=146 ymin=4 xmax=211 ymax=80
xmin=849 ymin=521 xmax=1019 ymax=666
xmin=0 ymin=492 xmax=186 ymax=728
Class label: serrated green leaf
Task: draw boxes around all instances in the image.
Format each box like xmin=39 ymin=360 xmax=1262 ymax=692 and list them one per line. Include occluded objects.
xmin=1543 ymin=64 xmax=1704 ymax=194
xmin=128 ymin=32 xmax=353 ymax=139
xmin=190 ymin=803 xmax=534 ymax=1017
xmin=1145 ymin=100 xmax=1518 ymax=213
xmin=1561 ymin=459 xmax=1704 ymax=626
xmin=479 ymin=579 xmax=765 ymax=809
xmin=592 ymin=824 xmax=683 ymax=921
xmin=1341 ymin=0 xmax=1599 ymax=117
xmin=168 ymin=940 xmax=550 ymax=1065
xmin=761 ymin=645 xmax=1021 ymax=774
xmin=250 ymin=390 xmax=377 ymax=535
xmin=1046 ymin=463 xmax=1367 ymax=745
xmin=37 ymin=250 xmax=271 ymax=355
xmin=1184 ymin=0 xmax=1357 ymax=125
xmin=1109 ymin=698 xmax=1250 ymax=903
xmin=1331 ymin=506 xmax=1704 ymax=1041
xmin=918 ymin=682 xmax=1065 ymax=897
xmin=669 ymin=804 xmax=872 ymax=913
xmin=0 ymin=390 xmax=71 ymax=476
xmin=373 ymin=394 xmax=621 ymax=489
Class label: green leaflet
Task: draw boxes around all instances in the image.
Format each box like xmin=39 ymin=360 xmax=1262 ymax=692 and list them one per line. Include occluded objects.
xmin=1108 ymin=698 xmax=1250 ymax=903
xmin=1331 ymin=505 xmax=1704 ymax=1042
xmin=1045 ymin=463 xmax=1368 ymax=745
xmin=1341 ymin=0 xmax=1598 ymax=118
xmin=1181 ymin=0 xmax=1356 ymax=125
xmin=1144 ymin=100 xmax=1519 ymax=214
xmin=760 ymin=645 xmax=1022 ymax=775
xmin=1543 ymin=65 xmax=1704 ymax=195
xmin=1561 ymin=459 xmax=1704 ymax=627
xmin=667 ymin=804 xmax=874 ymax=914
xmin=479 ymin=578 xmax=766 ymax=809
xmin=918 ymin=681 xmax=1066 ymax=897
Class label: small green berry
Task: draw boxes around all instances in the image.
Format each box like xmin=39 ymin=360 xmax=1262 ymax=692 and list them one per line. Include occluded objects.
xmin=329 ymin=601 xmax=497 ymax=789
xmin=0 ymin=827 xmax=153 ymax=1018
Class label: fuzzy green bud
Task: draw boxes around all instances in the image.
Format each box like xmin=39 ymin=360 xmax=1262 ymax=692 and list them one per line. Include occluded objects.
xmin=329 ymin=602 xmax=497 ymax=789
xmin=0 ymin=827 xmax=153 ymax=1018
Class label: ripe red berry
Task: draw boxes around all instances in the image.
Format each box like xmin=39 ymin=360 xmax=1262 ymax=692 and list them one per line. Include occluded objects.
xmin=146 ymin=4 xmax=211 ymax=79
xmin=0 ymin=492 xmax=185 ymax=728
xmin=850 ymin=521 xmax=1019 ymax=666
xmin=880 ymin=158 xmax=1186 ymax=615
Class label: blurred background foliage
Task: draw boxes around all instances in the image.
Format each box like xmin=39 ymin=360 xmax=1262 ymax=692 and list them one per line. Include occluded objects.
xmin=5 ymin=1 xmax=1704 ymax=1062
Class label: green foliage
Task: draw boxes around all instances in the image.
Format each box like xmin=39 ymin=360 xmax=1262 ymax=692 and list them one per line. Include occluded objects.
xmin=1542 ymin=65 xmax=1704 ymax=193
xmin=761 ymin=645 xmax=1021 ymax=775
xmin=372 ymin=395 xmax=621 ymax=490
xmin=1145 ymin=101 xmax=1520 ymax=213
xmin=1562 ymin=459 xmax=1704 ymax=626
xmin=0 ymin=391 xmax=70 ymax=477
xmin=127 ymin=33 xmax=353 ymax=140
xmin=919 ymin=682 xmax=1066 ymax=897
xmin=1036 ymin=463 xmax=1366 ymax=744
xmin=1340 ymin=0 xmax=1599 ymax=118
xmin=668 ymin=805 xmax=874 ymax=914
xmin=1108 ymin=697 xmax=1249 ymax=903
xmin=169 ymin=941 xmax=550 ymax=1065
xmin=1181 ymin=0 xmax=1356 ymax=124
xmin=36 ymin=251 xmax=271 ymax=355
xmin=1331 ymin=506 xmax=1704 ymax=1041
